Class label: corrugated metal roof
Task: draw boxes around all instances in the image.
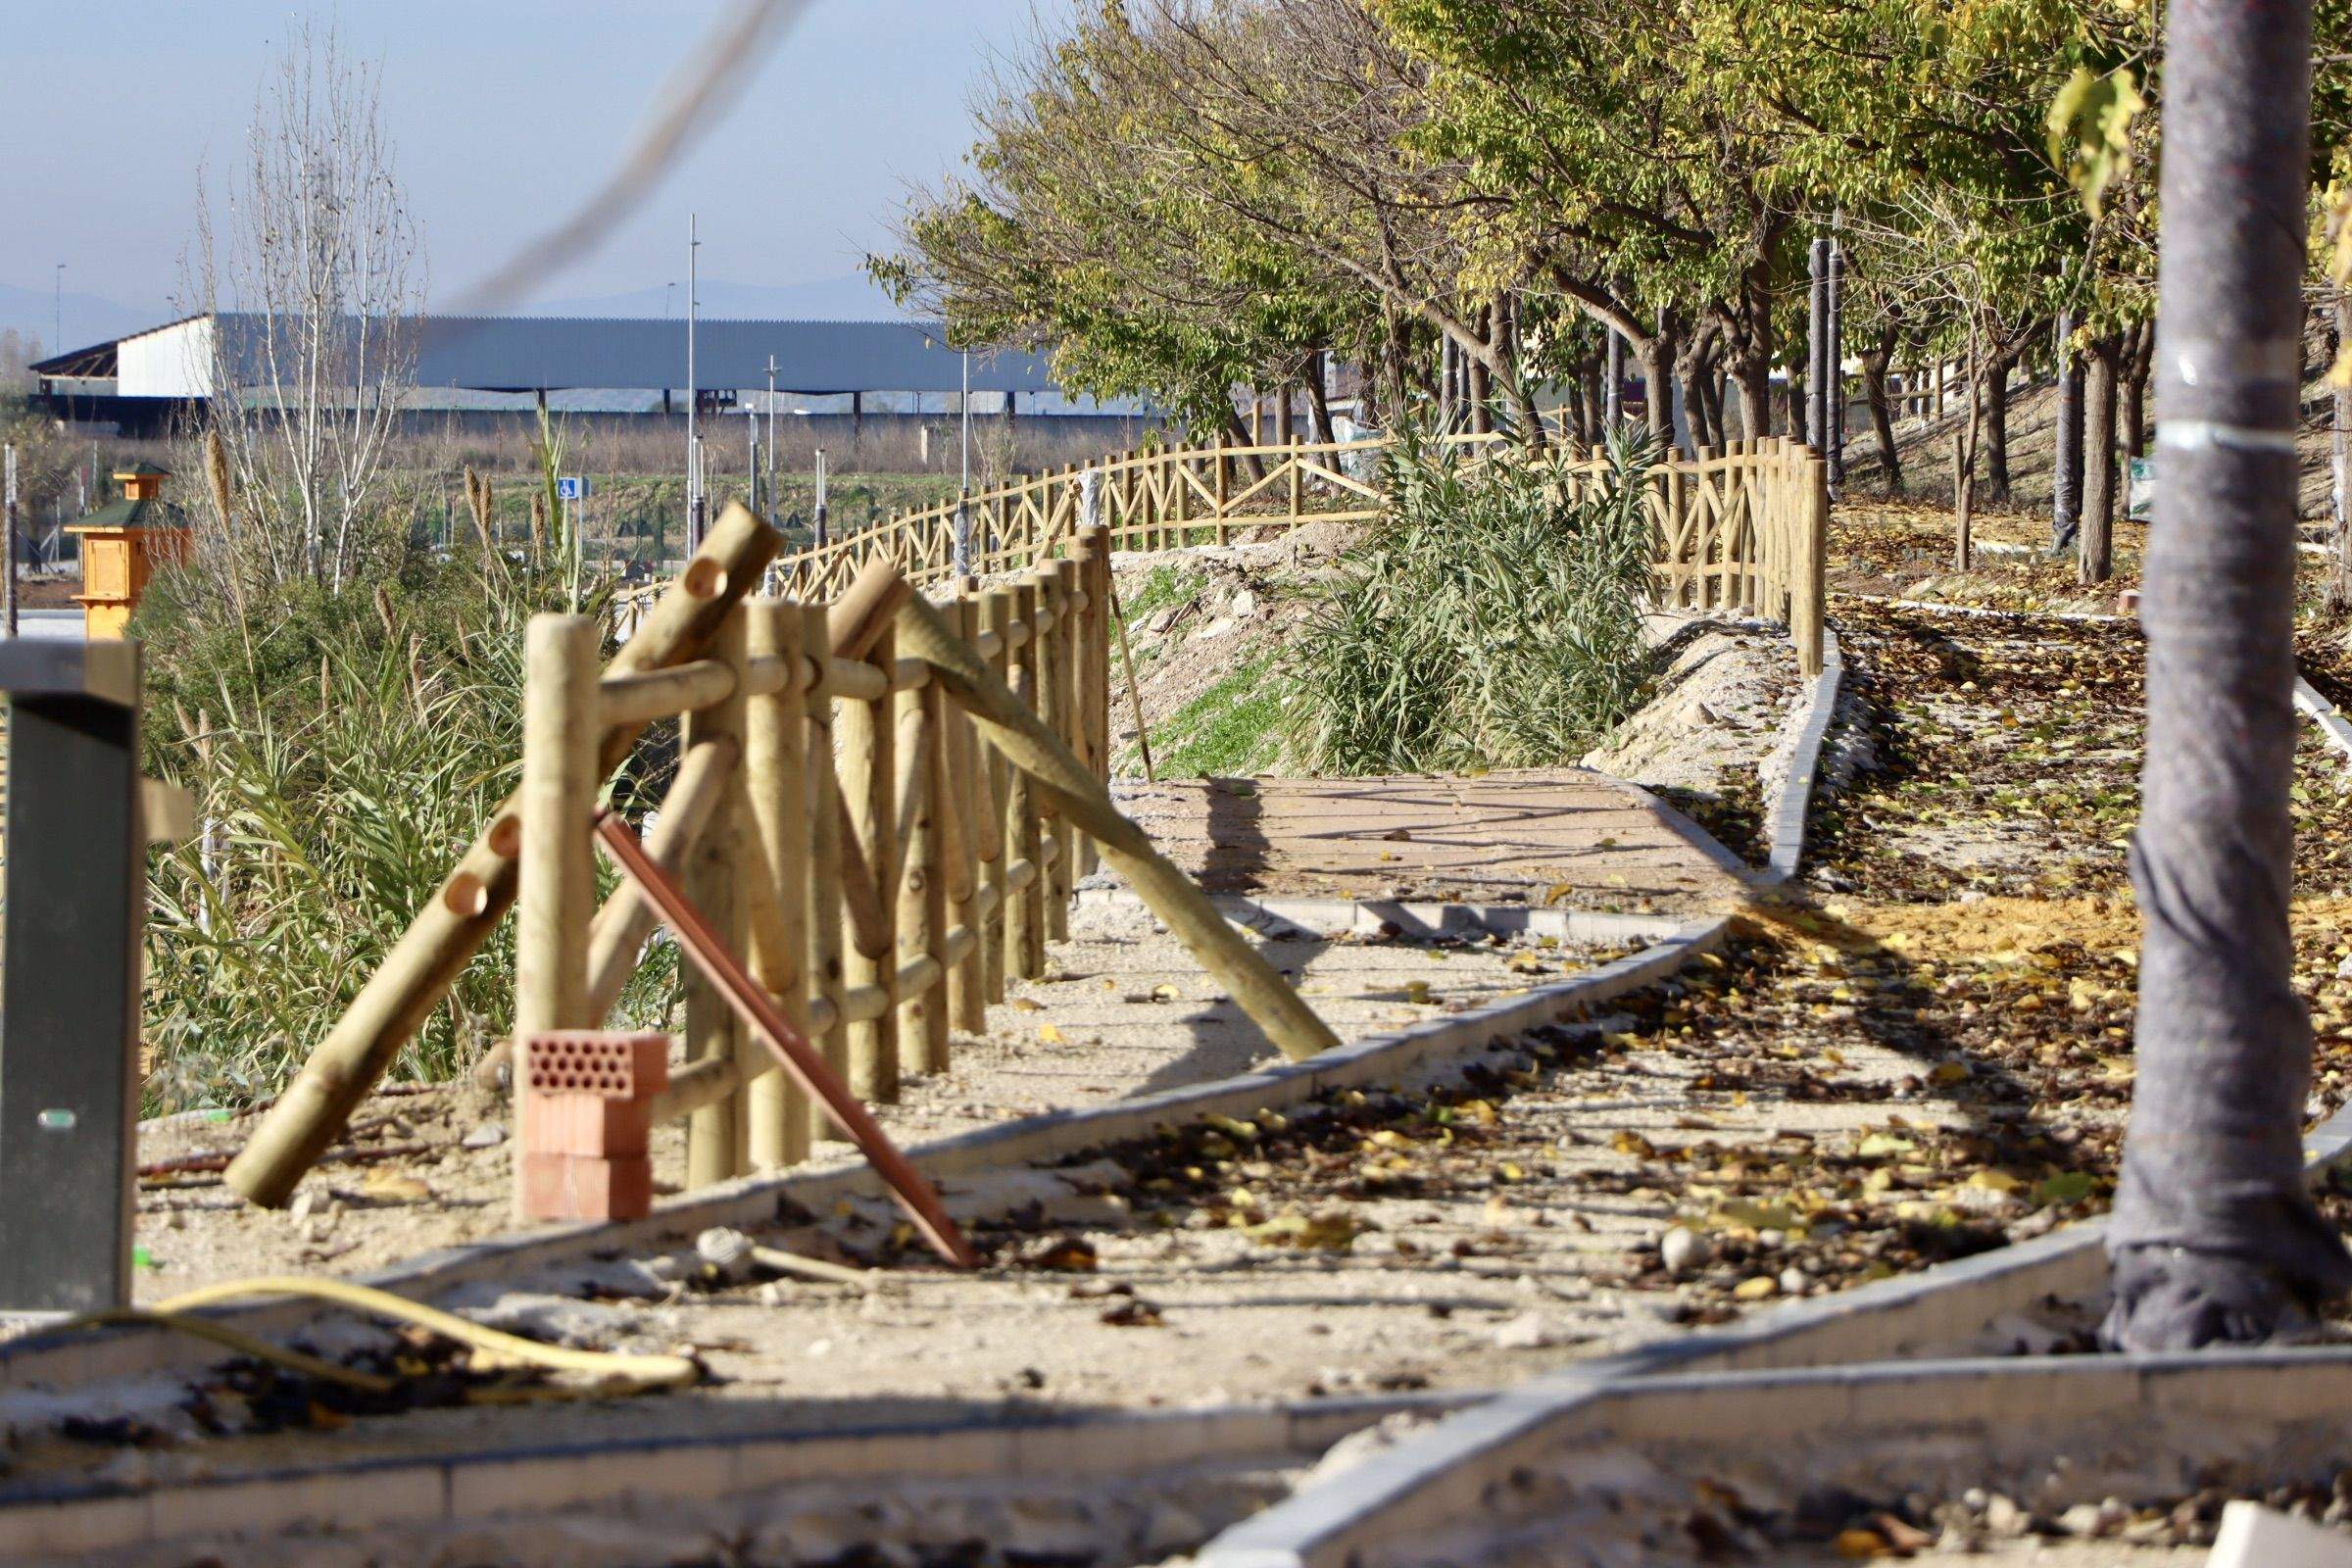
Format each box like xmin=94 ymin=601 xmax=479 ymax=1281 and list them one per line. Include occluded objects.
xmin=219 ymin=314 xmax=1054 ymax=396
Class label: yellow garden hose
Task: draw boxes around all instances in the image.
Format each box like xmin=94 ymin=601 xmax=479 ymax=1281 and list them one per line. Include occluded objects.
xmin=53 ymin=1276 xmax=700 ymax=1403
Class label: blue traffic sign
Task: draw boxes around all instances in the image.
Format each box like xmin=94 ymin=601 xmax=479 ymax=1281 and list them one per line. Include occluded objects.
xmin=557 ymin=476 xmax=589 ymax=501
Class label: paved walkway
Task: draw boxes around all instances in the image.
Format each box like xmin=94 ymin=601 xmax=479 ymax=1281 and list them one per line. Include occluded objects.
xmin=1116 ymin=768 xmax=1747 ymax=917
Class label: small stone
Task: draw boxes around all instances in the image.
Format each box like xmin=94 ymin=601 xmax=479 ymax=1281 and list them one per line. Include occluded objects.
xmin=2057 ymin=1499 xmax=2127 ymax=1538
xmin=1229 ymin=589 xmax=1259 ymax=617
xmin=756 ymin=1280 xmax=792 ymax=1308
xmin=1984 ymin=1495 xmax=2030 ymax=1538
xmin=1757 ymin=1229 xmax=1786 ymax=1250
xmin=288 ymin=1191 xmax=317 ymax=1222
xmin=696 ymin=1226 xmax=758 ymax=1283
xmin=1732 ymin=1275 xmax=1780 ymax=1300
xmin=1493 ymin=1311 xmax=1555 ymax=1349
xmin=462 ymin=1121 xmax=507 ymax=1150
xmin=1778 ymin=1265 xmax=1811 ymax=1296
xmin=1660 ymin=1226 xmax=1708 ymax=1277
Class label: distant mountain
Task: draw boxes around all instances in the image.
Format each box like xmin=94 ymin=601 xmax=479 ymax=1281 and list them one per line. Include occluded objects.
xmin=0 ymin=284 xmax=165 ymax=356
xmin=511 ymin=274 xmax=917 ymax=322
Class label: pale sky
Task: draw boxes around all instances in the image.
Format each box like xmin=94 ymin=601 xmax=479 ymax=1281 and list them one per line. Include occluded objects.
xmin=1 ymin=0 xmax=1054 ymax=330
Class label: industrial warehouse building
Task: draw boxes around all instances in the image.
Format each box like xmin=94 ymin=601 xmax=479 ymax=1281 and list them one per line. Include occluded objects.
xmin=29 ymin=312 xmax=1151 ymax=436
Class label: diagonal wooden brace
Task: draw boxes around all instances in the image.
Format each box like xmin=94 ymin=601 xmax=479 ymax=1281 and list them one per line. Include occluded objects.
xmin=594 ymin=809 xmax=978 ymax=1269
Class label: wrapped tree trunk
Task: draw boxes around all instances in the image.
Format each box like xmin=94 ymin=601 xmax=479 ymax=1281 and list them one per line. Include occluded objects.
xmin=2104 ymin=0 xmax=2352 ymax=1349
xmin=2330 ymin=295 xmax=2352 ymax=613
xmin=2052 ymin=314 xmax=2085 ymax=555
xmin=2081 ymin=335 xmax=2121 ymax=585
xmin=2124 ymin=321 xmax=2155 ymax=460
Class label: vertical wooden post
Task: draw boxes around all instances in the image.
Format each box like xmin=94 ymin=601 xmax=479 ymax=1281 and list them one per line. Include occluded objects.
xmin=1005 ymin=580 xmax=1047 ymax=979
xmin=1288 ymin=432 xmax=1301 ymax=523
xmin=897 ymin=645 xmax=950 ymax=1075
xmin=1213 ymin=437 xmax=1230 ymax=546
xmin=978 ymin=589 xmax=1014 ymax=1004
xmin=802 ymin=603 xmax=850 ymax=1121
xmin=1068 ymin=529 xmax=1107 ymax=878
xmin=744 ymin=599 xmax=812 ymax=1168
xmin=842 ymin=621 xmax=900 ymax=1101
xmin=684 ymin=605 xmax=748 ymax=1186
xmin=516 ymin=615 xmax=601 ymax=1044
xmin=1036 ymin=564 xmax=1073 ymax=942
xmin=946 ymin=595 xmax=989 ymax=1034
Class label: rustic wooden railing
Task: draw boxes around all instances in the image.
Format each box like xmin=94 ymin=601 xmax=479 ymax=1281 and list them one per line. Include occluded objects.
xmin=223 ymin=507 xmax=1338 ymax=1209
xmin=620 ymin=431 xmax=1829 ymax=676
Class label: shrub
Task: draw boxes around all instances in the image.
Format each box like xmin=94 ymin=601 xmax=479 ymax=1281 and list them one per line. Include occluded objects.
xmin=1285 ymin=423 xmax=1657 ymax=774
xmin=130 ymin=559 xmax=675 ymax=1113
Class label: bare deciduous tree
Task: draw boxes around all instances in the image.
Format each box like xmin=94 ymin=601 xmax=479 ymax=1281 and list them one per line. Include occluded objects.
xmin=187 ymin=18 xmax=422 ymax=595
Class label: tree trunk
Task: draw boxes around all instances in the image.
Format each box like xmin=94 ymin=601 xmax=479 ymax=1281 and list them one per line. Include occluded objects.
xmin=2081 ymin=336 xmax=2120 ymax=584
xmin=1643 ymin=312 xmax=1679 ymax=450
xmin=1734 ymin=357 xmax=1773 ymax=441
xmin=1861 ymin=322 xmax=1903 ymax=494
xmin=2052 ymin=314 xmax=2085 ymax=553
xmin=1984 ymin=355 xmax=2012 ymax=503
xmin=2332 ymin=295 xmax=2352 ymax=613
xmin=1305 ymin=351 xmax=1337 ymax=445
xmin=2104 ymin=0 xmax=2352 ymax=1351
xmin=1786 ymin=375 xmax=1809 ymax=447
xmin=2124 ymin=322 xmax=2155 ymax=460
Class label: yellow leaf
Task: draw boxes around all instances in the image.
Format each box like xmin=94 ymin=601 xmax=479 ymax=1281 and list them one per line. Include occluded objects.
xmin=1968 ymin=1168 xmax=2026 ymax=1195
xmin=1733 ymin=1275 xmax=1780 ymax=1300
xmin=361 ymin=1170 xmax=430 ymax=1202
xmin=1930 ymin=1061 xmax=1971 ymax=1085
xmin=1038 ymin=1023 xmax=1066 ymax=1044
xmin=1404 ymin=980 xmax=1433 ymax=1004
xmin=1833 ymin=1527 xmax=1890 ymax=1559
xmin=1611 ymin=1130 xmax=1657 ymax=1158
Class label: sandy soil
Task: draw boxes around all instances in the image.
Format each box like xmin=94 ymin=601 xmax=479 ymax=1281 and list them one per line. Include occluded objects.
xmin=118 ymin=909 xmax=1628 ymax=1304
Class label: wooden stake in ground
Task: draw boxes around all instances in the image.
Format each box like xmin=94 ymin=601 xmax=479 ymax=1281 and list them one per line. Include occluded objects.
xmin=841 ymin=621 xmax=900 ymax=1102
xmin=225 ymin=504 xmax=780 ymax=1208
xmin=882 ymin=564 xmax=1342 ymax=1063
xmin=685 ymin=605 xmax=748 ymax=1187
xmin=743 ymin=600 xmax=813 ymax=1168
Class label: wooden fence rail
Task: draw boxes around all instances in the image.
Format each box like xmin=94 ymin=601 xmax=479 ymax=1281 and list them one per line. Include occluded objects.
xmin=621 ymin=431 xmax=1830 ymax=676
xmin=223 ymin=506 xmax=1339 ymax=1212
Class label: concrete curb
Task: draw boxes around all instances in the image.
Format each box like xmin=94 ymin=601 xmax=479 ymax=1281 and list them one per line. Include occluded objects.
xmin=0 ymin=1392 xmax=1464 ymax=1560
xmin=1758 ymin=626 xmax=1843 ymax=887
xmin=1208 ymin=1348 xmax=2352 ymax=1568
xmin=1198 ymin=1092 xmax=2352 ymax=1568
xmin=2294 ymin=674 xmax=2352 ymax=769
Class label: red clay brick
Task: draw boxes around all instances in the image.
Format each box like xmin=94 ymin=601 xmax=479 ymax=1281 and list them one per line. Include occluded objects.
xmin=518 ymin=1152 xmax=654 ymax=1222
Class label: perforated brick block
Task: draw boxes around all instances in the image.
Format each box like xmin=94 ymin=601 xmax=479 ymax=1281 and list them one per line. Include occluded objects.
xmin=517 ymin=1031 xmax=669 ymax=1173
xmin=518 ymin=1152 xmax=654 ymax=1223
xmin=522 ymin=1032 xmax=668 ymax=1099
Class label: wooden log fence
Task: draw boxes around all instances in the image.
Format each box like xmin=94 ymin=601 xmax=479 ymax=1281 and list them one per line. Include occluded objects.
xmin=622 ymin=429 xmax=1830 ymax=677
xmin=221 ymin=507 xmax=1339 ymax=1211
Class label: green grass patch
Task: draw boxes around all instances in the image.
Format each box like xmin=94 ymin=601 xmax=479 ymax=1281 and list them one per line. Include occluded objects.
xmin=1151 ymin=655 xmax=1287 ymax=777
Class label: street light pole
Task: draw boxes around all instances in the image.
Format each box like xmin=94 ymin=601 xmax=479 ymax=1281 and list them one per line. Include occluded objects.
xmin=765 ymin=353 xmax=779 ymax=519
xmin=53 ymin=265 xmax=64 ymax=354
xmin=686 ymin=214 xmax=702 ymax=550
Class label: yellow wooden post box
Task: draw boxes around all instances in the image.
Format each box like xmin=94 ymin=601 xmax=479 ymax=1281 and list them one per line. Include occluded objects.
xmin=69 ymin=463 xmax=191 ymax=640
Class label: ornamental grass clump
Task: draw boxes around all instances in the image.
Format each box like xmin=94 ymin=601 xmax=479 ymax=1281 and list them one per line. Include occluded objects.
xmin=131 ymin=556 xmax=673 ymax=1114
xmin=1286 ymin=424 xmax=1658 ymax=775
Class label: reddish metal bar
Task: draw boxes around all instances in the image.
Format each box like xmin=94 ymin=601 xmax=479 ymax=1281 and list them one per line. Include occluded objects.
xmin=592 ymin=808 xmax=979 ymax=1268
